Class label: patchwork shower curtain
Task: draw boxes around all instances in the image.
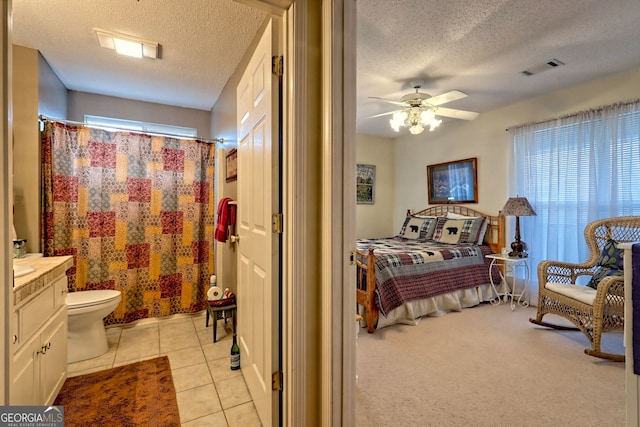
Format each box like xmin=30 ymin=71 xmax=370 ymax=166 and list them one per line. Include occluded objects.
xmin=41 ymin=121 xmax=215 ymax=325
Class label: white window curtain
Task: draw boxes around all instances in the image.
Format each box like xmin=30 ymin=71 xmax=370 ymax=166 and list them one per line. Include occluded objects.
xmin=508 ymin=99 xmax=640 ymax=274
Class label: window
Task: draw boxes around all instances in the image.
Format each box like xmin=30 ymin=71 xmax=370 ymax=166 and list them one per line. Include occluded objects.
xmin=84 ymin=115 xmax=197 ymax=138
xmin=510 ymin=100 xmax=640 ymax=266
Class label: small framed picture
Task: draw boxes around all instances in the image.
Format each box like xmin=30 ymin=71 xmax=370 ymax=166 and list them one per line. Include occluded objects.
xmin=356 ymin=164 xmax=376 ymax=204
xmin=225 ymin=148 xmax=237 ymax=182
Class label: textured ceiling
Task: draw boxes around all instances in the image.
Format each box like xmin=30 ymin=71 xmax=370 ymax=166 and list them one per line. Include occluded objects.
xmin=12 ymin=0 xmax=267 ymax=111
xmin=11 ymin=1 xmax=640 ymax=138
xmin=358 ymin=0 xmax=640 ymax=137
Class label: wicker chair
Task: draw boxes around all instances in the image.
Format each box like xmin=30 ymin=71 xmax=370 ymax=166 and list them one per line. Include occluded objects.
xmin=530 ymin=216 xmax=640 ymax=362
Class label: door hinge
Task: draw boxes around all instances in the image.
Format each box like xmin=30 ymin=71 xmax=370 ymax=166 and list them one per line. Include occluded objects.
xmin=272 ymin=56 xmax=284 ymax=77
xmin=272 ymin=371 xmax=283 ymax=391
xmin=350 ymin=250 xmax=357 ymax=265
xmin=272 ymin=213 xmax=283 ymax=234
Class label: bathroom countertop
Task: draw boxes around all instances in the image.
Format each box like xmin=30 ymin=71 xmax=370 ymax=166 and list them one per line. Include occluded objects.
xmin=13 ymin=255 xmax=73 ymax=306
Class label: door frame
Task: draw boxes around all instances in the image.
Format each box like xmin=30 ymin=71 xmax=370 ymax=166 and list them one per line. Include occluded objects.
xmin=320 ymin=1 xmax=357 ymax=425
xmin=281 ymin=0 xmax=357 ymax=424
xmin=0 ymin=0 xmax=11 ymax=406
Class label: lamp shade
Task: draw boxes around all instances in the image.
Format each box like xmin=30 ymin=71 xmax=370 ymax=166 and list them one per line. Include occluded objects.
xmin=501 ymin=197 xmax=536 ymax=217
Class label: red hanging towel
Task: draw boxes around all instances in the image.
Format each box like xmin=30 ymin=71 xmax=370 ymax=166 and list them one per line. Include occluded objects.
xmin=229 ymin=202 xmax=236 ymax=226
xmin=215 ymin=197 xmax=236 ymax=242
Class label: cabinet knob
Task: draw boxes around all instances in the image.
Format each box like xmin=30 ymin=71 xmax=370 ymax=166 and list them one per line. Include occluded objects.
xmin=12 ymin=335 xmax=17 ymax=344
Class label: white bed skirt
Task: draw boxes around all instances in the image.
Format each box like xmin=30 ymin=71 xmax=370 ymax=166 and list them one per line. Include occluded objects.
xmin=368 ymin=283 xmax=497 ymax=330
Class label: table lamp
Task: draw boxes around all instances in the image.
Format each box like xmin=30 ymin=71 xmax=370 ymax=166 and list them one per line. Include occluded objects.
xmin=501 ymin=197 xmax=536 ymax=258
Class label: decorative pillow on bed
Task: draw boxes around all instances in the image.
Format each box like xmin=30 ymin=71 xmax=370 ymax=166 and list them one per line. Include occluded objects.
xmin=587 ymin=239 xmax=624 ymax=289
xmin=397 ymin=215 xmax=438 ymax=240
xmin=432 ymin=216 xmax=487 ymax=245
xmin=445 ymin=212 xmax=489 ymax=244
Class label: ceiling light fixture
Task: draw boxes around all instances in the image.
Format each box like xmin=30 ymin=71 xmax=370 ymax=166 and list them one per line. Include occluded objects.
xmin=95 ymin=29 xmax=159 ymax=59
xmin=389 ymin=105 xmax=442 ymax=135
xmin=370 ymin=81 xmax=478 ymax=135
xmin=387 ymin=81 xmax=445 ymax=135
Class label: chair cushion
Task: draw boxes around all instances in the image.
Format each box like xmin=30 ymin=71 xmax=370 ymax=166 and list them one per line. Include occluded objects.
xmin=545 ymin=282 xmax=597 ymax=306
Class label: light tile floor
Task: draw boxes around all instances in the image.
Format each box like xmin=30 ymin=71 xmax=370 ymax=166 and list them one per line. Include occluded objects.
xmin=67 ymin=310 xmax=262 ymax=426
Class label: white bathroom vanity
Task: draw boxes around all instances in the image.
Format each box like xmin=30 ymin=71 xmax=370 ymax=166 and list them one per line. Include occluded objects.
xmin=10 ymin=255 xmax=72 ymax=405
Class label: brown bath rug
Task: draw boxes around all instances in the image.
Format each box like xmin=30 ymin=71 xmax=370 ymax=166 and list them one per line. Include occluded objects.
xmin=53 ymin=356 xmax=180 ymax=426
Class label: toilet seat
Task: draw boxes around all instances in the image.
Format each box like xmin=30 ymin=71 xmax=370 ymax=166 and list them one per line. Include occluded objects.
xmin=67 ymin=290 xmax=121 ymax=309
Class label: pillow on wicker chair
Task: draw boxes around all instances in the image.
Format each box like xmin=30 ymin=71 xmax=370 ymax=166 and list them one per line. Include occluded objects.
xmin=587 ymin=267 xmax=624 ymax=289
xmin=597 ymin=239 xmax=624 ymax=269
xmin=587 ymin=239 xmax=624 ymax=289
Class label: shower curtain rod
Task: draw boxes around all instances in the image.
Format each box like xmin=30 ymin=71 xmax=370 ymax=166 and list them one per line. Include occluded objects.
xmin=38 ymin=115 xmax=224 ymax=144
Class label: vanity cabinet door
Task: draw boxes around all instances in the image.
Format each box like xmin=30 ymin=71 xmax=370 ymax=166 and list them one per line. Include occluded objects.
xmin=10 ymin=306 xmax=68 ymax=405
xmin=41 ymin=307 xmax=67 ymax=405
xmin=10 ymin=330 xmax=40 ymax=405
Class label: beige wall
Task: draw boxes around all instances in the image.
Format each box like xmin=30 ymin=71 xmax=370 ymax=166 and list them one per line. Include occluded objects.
xmin=68 ymin=91 xmax=212 ymax=139
xmin=355 ymin=133 xmax=395 ymax=238
xmin=12 ymin=45 xmax=40 ymax=253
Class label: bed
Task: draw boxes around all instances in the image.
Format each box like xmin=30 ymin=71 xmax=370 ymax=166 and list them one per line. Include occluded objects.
xmin=356 ymin=205 xmax=504 ymax=333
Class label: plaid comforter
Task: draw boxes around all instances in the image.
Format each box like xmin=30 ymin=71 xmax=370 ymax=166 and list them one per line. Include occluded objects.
xmin=356 ymin=237 xmax=499 ymax=316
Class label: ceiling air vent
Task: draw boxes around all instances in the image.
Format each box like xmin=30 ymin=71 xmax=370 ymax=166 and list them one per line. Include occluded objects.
xmin=520 ymin=58 xmax=565 ymax=77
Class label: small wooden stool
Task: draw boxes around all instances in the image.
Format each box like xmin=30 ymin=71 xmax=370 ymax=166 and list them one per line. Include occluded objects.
xmin=206 ymin=302 xmax=237 ymax=343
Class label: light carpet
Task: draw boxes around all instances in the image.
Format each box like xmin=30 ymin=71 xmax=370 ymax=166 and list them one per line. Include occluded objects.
xmin=54 ymin=356 xmax=180 ymax=426
xmin=356 ymin=302 xmax=625 ymax=427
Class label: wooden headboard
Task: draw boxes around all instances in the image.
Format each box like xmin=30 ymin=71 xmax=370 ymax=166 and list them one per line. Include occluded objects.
xmin=408 ymin=205 xmax=504 ymax=254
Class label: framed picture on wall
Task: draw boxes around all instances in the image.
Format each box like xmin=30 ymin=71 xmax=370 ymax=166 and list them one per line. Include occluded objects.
xmin=356 ymin=164 xmax=376 ymax=204
xmin=225 ymin=148 xmax=237 ymax=182
xmin=427 ymin=157 xmax=478 ymax=204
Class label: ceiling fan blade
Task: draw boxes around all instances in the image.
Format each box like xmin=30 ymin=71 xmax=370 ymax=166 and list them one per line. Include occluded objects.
xmin=425 ymin=90 xmax=468 ymax=106
xmin=435 ymin=107 xmax=479 ymax=120
xmin=368 ymin=110 xmax=399 ymax=119
xmin=368 ymin=96 xmax=405 ymax=106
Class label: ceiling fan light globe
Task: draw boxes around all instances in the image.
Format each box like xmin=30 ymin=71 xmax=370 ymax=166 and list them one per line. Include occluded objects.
xmin=420 ymin=109 xmax=436 ymax=125
xmin=429 ymin=119 xmax=442 ymax=131
xmin=389 ymin=118 xmax=401 ymax=132
xmin=409 ymin=124 xmax=424 ymax=135
xmin=392 ymin=110 xmax=408 ymax=123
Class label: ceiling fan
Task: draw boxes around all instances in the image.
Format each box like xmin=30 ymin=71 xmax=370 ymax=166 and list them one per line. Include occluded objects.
xmin=369 ymin=80 xmax=479 ymax=134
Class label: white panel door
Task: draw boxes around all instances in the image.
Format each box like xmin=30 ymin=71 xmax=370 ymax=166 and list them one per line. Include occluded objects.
xmin=236 ymin=18 xmax=280 ymax=426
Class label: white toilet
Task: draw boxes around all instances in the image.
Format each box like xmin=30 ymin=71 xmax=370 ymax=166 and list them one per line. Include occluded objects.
xmin=66 ymin=290 xmax=122 ymax=363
